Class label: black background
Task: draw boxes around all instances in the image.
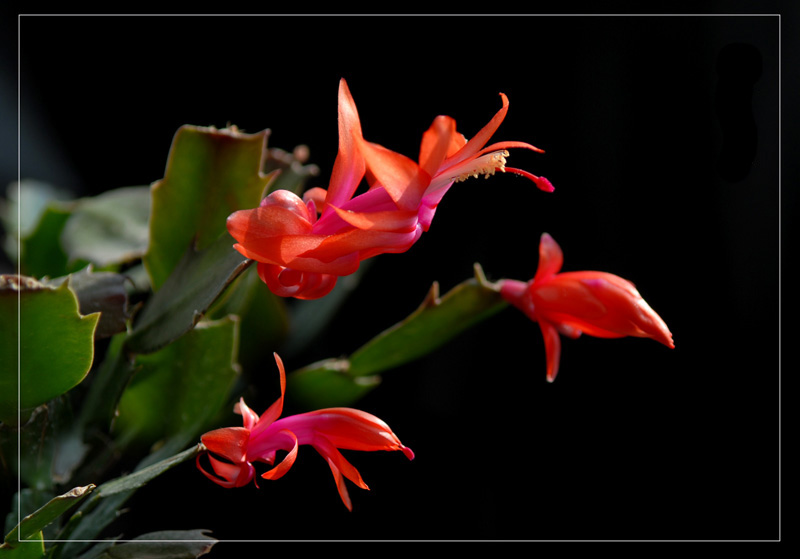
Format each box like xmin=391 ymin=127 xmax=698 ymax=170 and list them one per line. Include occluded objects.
xmin=3 ymin=7 xmax=788 ymax=547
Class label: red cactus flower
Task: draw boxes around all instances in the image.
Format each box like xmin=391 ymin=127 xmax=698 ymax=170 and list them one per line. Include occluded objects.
xmin=197 ymin=353 xmax=414 ymax=511
xmin=499 ymin=233 xmax=674 ymax=382
xmin=227 ymin=78 xmax=552 ymax=299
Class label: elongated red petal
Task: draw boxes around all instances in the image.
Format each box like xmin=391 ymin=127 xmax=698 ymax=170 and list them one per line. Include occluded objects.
xmin=328 ymin=204 xmax=420 ymax=233
xmin=294 ymin=274 xmax=338 ymax=300
xmin=533 ymin=278 xmax=608 ymax=319
xmin=419 ymin=115 xmax=464 ymax=176
xmin=299 ymin=228 xmax=420 ymax=264
xmin=201 ymin=427 xmax=249 ymax=464
xmin=327 ymin=455 xmax=354 ymax=512
xmin=299 ymin=407 xmax=414 ymax=459
xmin=233 ymin=236 xmax=361 ymax=276
xmin=256 ymin=262 xmax=303 ymax=297
xmin=359 ymin=140 xmax=431 ymax=211
xmin=258 ymin=262 xmax=338 ymax=299
xmin=302 ymin=186 xmax=328 ymax=214
xmin=313 ymin=435 xmax=370 ymax=490
xmin=252 ymin=353 xmax=287 ymax=436
xmin=326 ymin=79 xmax=367 ymax=208
xmin=233 ymin=398 xmax=259 ymax=431
xmin=227 ymin=204 xmax=313 ymax=241
xmin=538 ymin=319 xmax=562 ymax=383
xmin=207 ymin=455 xmax=254 ymax=488
xmin=474 ymin=140 xmax=545 ymax=156
xmin=536 ymin=272 xmax=674 ymax=348
xmin=533 ymin=232 xmax=564 ymax=282
xmin=260 ymin=429 xmax=299 ymax=480
xmin=443 ymin=92 xmax=509 ymax=166
xmin=312 ymin=434 xmax=375 ymax=512
xmin=196 ymin=455 xmax=254 ymax=489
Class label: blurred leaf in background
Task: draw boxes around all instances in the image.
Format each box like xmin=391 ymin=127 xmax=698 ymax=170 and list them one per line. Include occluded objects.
xmin=59 ymin=186 xmax=150 ymax=270
xmin=0 ymin=180 xmax=75 ymax=278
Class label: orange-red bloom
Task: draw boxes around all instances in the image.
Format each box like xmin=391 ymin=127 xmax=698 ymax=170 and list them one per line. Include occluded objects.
xmin=197 ymin=353 xmax=414 ymax=511
xmin=499 ymin=233 xmax=674 ymax=382
xmin=227 ymin=78 xmax=553 ymax=299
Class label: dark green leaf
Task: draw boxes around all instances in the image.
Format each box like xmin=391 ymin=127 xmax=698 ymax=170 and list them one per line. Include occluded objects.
xmin=348 ymin=270 xmax=507 ymax=376
xmin=116 ymin=316 xmax=240 ymax=459
xmin=93 ymin=445 xmax=202 ymax=498
xmin=69 ymin=333 xmax=134 ymax=441
xmin=3 ymin=489 xmax=54 ymax=538
xmin=84 ymin=529 xmax=216 ymax=559
xmin=0 ymin=396 xmax=79 ymax=492
xmin=282 ymin=260 xmax=371 ymax=359
xmin=54 ymin=446 xmax=203 ymax=559
xmin=125 ymin=233 xmax=251 ymax=355
xmin=207 ymin=265 xmax=288 ymax=374
xmin=47 ymin=334 xmax=134 ymax=486
xmin=287 ymin=359 xmax=381 ymax=410
xmin=286 ymin=264 xmax=508 ymax=408
xmin=2 ymin=485 xmax=94 ymax=548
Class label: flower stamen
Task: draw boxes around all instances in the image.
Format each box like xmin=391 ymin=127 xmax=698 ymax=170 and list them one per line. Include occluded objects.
xmin=453 ymin=150 xmax=510 ymax=182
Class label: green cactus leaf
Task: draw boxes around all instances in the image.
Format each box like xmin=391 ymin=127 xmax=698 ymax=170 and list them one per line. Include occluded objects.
xmin=125 ymin=232 xmax=251 ymax=355
xmin=0 ymin=276 xmax=99 ymax=425
xmin=287 ymin=264 xmax=508 ymax=408
xmin=2 ymin=485 xmax=94 ymax=549
xmin=43 ymin=267 xmax=131 ymax=340
xmin=85 ymin=529 xmax=217 ymax=559
xmin=115 ymin=316 xmax=240 ymax=457
xmin=142 ymin=125 xmax=270 ymax=292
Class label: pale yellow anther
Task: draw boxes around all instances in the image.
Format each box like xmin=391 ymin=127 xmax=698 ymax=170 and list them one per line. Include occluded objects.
xmin=454 ymin=150 xmax=510 ymax=182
